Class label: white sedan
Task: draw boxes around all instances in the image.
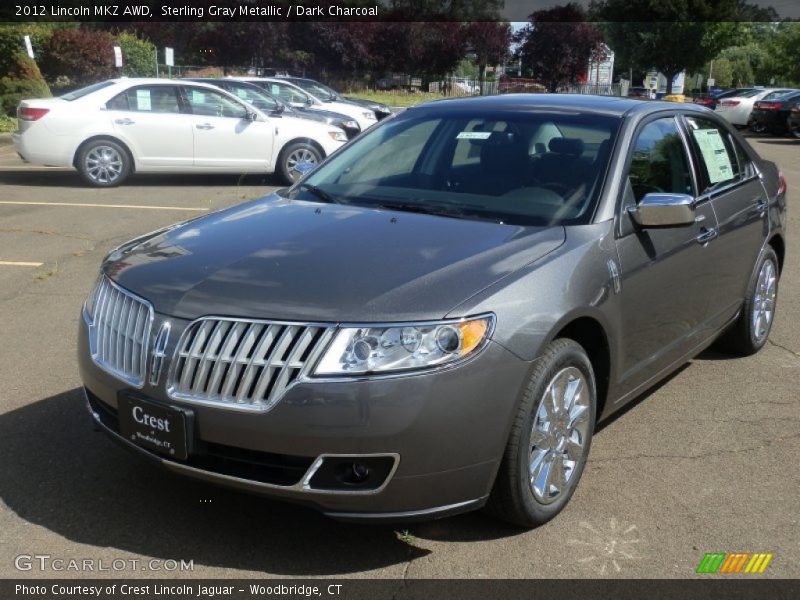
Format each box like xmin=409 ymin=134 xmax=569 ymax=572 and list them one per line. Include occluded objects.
xmin=714 ymin=88 xmax=796 ymax=128
xmin=13 ymin=78 xmax=348 ymax=187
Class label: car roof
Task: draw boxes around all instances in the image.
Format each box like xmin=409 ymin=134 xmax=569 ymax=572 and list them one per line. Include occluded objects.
xmin=405 ymin=93 xmax=711 ymax=118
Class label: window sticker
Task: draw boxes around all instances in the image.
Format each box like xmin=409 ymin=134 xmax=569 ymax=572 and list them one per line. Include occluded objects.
xmin=135 ymin=89 xmax=151 ymax=111
xmin=235 ymin=89 xmax=248 ymax=99
xmin=692 ymin=128 xmax=733 ymax=184
xmin=191 ymin=90 xmax=206 ymax=103
xmin=270 ymin=84 xmax=280 ymax=95
xmin=456 ymin=131 xmax=492 ymax=140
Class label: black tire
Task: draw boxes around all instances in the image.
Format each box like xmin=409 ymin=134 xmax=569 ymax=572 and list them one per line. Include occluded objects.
xmin=76 ymin=139 xmax=131 ymax=187
xmin=277 ymin=141 xmax=323 ymax=185
xmin=749 ymin=121 xmax=767 ymax=134
xmin=718 ymin=247 xmax=779 ymax=356
xmin=486 ymin=338 xmax=597 ymax=528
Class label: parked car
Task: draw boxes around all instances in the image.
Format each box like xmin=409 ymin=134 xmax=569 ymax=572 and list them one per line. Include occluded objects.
xmin=788 ymin=104 xmax=800 ymax=139
xmin=276 ymin=76 xmax=393 ymax=120
xmin=233 ymin=77 xmax=378 ymax=131
xmin=750 ymin=90 xmax=800 ymax=135
xmin=715 ymin=88 xmax=794 ymax=129
xmin=80 ymin=94 xmax=786 ymax=526
xmin=627 ymin=87 xmax=651 ymax=100
xmin=184 ymin=78 xmax=361 ymax=139
xmin=692 ymin=93 xmax=716 ymax=108
xmin=13 ymin=79 xmax=347 ymax=186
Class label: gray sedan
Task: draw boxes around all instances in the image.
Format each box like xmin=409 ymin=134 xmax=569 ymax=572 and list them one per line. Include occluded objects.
xmin=79 ymin=94 xmax=786 ymax=526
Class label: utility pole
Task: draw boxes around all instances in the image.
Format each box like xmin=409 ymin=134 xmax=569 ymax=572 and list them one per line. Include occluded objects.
xmin=154 ymin=45 xmax=159 ymax=77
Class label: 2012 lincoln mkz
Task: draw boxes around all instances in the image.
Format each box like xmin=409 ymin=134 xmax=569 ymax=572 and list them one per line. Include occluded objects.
xmin=79 ymin=95 xmax=787 ymax=526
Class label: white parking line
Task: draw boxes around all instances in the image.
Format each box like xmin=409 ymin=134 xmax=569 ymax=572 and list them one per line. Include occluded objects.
xmin=0 ymin=201 xmax=208 ymax=212
xmin=0 ymin=261 xmax=43 ymax=267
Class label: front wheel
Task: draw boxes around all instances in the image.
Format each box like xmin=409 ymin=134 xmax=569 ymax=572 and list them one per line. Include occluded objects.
xmin=77 ymin=139 xmax=131 ymax=187
xmin=277 ymin=142 xmax=322 ymax=185
xmin=486 ymin=339 xmax=596 ymax=528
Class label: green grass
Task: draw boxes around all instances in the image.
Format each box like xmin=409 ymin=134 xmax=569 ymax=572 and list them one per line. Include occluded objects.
xmin=346 ymin=90 xmax=445 ymax=108
xmin=0 ymin=115 xmax=18 ymax=133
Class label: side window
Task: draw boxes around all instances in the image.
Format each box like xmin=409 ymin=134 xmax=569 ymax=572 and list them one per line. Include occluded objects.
xmin=232 ymin=87 xmax=278 ymax=111
xmin=269 ymin=83 xmax=307 ymax=105
xmin=184 ymin=87 xmax=248 ymax=119
xmin=107 ymin=86 xmax=181 ymax=113
xmin=684 ymin=116 xmax=742 ymax=190
xmin=627 ymin=117 xmax=694 ymax=203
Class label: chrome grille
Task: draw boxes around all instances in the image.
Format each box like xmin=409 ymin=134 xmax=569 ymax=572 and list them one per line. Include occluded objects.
xmin=89 ymin=277 xmax=154 ymax=387
xmin=168 ymin=318 xmax=333 ymax=412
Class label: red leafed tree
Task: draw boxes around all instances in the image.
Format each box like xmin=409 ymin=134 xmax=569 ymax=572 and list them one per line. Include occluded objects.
xmin=515 ymin=3 xmax=605 ymax=92
xmin=42 ymin=28 xmax=116 ymax=87
xmin=465 ymin=22 xmax=512 ymax=94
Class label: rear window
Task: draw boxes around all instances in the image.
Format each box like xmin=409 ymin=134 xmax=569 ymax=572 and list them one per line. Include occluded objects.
xmin=294 ymin=111 xmax=621 ymax=227
xmin=61 ymin=81 xmax=115 ymax=101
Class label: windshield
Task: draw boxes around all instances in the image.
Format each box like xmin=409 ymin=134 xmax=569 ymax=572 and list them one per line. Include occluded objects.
xmin=292 ymin=80 xmax=337 ymax=101
xmin=225 ymin=83 xmax=280 ymax=112
xmin=61 ymin=81 xmax=115 ymax=101
xmin=289 ymin=111 xmax=620 ymax=227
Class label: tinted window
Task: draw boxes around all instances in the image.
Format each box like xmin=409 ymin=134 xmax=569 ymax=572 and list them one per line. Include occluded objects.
xmin=293 ymin=112 xmax=621 ymax=226
xmin=226 ymin=84 xmax=278 ymax=111
xmin=61 ymin=81 xmax=115 ymax=101
xmin=106 ymin=86 xmax=181 ymax=113
xmin=627 ymin=117 xmax=693 ymax=202
xmin=684 ymin=116 xmax=742 ymax=190
xmin=184 ymin=87 xmax=247 ymax=119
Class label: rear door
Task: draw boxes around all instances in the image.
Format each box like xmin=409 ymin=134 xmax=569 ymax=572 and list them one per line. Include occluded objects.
xmin=106 ymin=85 xmax=194 ymax=167
xmin=181 ymin=86 xmax=273 ymax=171
xmin=614 ymin=115 xmax=720 ymax=396
xmin=681 ymin=114 xmax=768 ymax=327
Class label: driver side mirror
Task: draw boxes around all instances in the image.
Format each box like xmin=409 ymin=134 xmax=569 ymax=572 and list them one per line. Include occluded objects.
xmin=628 ymin=193 xmax=696 ymax=228
xmin=246 ymin=110 xmax=258 ymax=122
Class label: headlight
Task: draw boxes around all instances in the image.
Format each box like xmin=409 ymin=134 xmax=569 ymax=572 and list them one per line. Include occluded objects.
xmin=313 ymin=315 xmax=494 ymax=376
xmin=328 ymin=130 xmax=348 ymax=142
xmin=343 ymin=119 xmax=359 ymax=129
xmin=83 ymin=273 xmax=104 ymax=323
xmin=362 ymin=111 xmax=377 ymax=120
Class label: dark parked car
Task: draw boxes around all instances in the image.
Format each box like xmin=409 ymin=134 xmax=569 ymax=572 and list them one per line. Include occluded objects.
xmin=80 ymin=95 xmax=786 ymax=526
xmin=788 ymin=104 xmax=800 ymax=139
xmin=751 ymin=90 xmax=800 ymax=135
xmin=627 ymin=86 xmax=651 ymax=100
xmin=183 ymin=78 xmax=361 ymax=140
xmin=277 ymin=76 xmax=393 ymax=120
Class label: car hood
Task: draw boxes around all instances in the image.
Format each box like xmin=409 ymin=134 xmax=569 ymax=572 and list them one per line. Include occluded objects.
xmin=105 ymin=195 xmax=565 ymax=322
xmin=295 ymin=107 xmax=354 ymax=124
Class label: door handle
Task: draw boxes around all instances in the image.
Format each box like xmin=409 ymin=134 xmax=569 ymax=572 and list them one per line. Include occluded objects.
xmin=114 ymin=118 xmax=135 ymax=125
xmin=696 ymin=227 xmax=718 ymax=244
xmin=196 ymin=123 xmax=214 ymax=130
xmin=751 ymin=199 xmax=768 ymax=216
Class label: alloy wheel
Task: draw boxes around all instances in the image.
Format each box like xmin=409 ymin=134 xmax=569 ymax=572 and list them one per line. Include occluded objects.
xmin=752 ymin=258 xmax=777 ymax=343
xmin=286 ymin=148 xmax=318 ymax=181
xmin=84 ymin=145 xmax=124 ymax=184
xmin=529 ymin=366 xmax=591 ymax=504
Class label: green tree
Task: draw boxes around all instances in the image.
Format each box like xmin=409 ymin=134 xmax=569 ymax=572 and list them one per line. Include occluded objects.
xmin=464 ymin=22 xmax=512 ymax=94
xmin=591 ymin=0 xmax=742 ymax=94
xmin=115 ymin=32 xmax=155 ymax=77
xmin=0 ymin=53 xmax=51 ymax=116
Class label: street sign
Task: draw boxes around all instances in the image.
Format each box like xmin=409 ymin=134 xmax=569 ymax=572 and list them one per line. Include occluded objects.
xmin=707 ymin=78 xmax=715 ymax=87
xmin=165 ymin=47 xmax=174 ymax=67
xmin=23 ymin=35 xmax=34 ymax=59
xmin=113 ymin=46 xmax=123 ymax=68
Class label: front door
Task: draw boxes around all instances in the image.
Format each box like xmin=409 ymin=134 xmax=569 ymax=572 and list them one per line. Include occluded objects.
xmin=182 ymin=86 xmax=273 ymax=171
xmin=614 ymin=115 xmax=720 ymax=397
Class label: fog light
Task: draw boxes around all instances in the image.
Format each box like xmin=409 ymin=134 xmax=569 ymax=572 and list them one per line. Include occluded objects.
xmin=336 ymin=461 xmax=371 ymax=485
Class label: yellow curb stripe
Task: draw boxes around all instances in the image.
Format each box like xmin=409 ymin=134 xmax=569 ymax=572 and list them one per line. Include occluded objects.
xmin=758 ymin=554 xmax=773 ymax=573
xmin=744 ymin=554 xmax=760 ymax=573
xmin=0 ymin=201 xmax=208 ymax=212
xmin=0 ymin=260 xmax=43 ymax=267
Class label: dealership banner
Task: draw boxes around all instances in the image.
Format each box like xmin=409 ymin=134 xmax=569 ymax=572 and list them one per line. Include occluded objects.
xmin=3 ymin=579 xmax=800 ymax=600
xmin=2 ymin=0 xmax=798 ymax=21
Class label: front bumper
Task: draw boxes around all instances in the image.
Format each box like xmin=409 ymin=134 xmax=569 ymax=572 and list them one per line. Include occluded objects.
xmin=78 ymin=311 xmax=532 ymax=521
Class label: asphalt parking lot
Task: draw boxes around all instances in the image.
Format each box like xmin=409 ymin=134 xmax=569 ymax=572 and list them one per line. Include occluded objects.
xmin=0 ymin=134 xmax=797 ymax=580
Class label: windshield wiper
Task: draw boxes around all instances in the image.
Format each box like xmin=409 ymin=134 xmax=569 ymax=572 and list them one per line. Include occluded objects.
xmin=373 ymin=201 xmax=494 ymax=222
xmin=293 ymin=183 xmax=347 ymax=205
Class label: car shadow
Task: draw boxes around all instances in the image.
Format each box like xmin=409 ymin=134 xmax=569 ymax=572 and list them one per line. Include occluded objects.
xmin=755 ymin=139 xmax=799 ymax=146
xmin=0 ymin=388 xmax=431 ymax=575
xmin=0 ymin=170 xmax=283 ymax=188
